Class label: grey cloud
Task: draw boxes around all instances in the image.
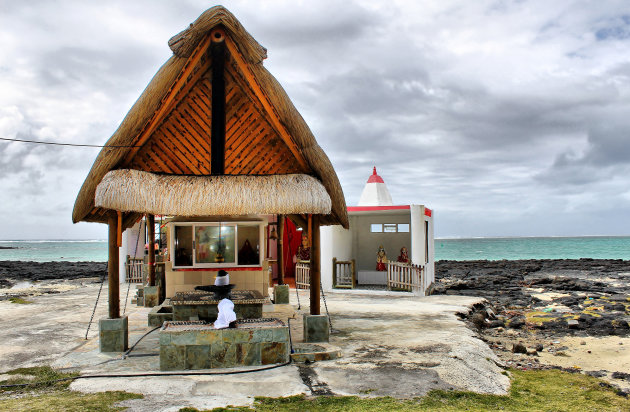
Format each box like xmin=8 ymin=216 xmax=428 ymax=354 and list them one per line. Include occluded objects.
xmin=36 ymin=46 xmax=161 ymax=94
xmin=538 ymin=114 xmax=630 ymax=186
xmin=248 ymin=2 xmax=377 ymax=48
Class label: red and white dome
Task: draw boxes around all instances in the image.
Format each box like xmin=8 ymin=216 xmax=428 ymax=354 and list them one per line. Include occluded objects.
xmin=358 ymin=167 xmax=393 ymax=206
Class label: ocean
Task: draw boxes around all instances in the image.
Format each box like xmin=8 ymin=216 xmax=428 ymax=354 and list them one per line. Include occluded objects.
xmin=0 ymin=236 xmax=629 ymax=262
xmin=0 ymin=240 xmax=108 ymax=262
xmin=435 ymin=236 xmax=630 ymax=261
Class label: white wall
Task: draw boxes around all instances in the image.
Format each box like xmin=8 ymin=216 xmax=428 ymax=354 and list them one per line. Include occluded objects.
xmin=422 ymin=205 xmax=435 ymax=286
xmin=320 ymin=225 xmax=352 ymax=290
xmin=119 ymin=219 xmax=146 ymax=283
xmin=410 ymin=204 xmax=435 ymax=288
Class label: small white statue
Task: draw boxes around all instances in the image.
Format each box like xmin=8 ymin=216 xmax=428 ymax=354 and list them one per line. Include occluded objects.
xmin=214 ymin=298 xmax=236 ymax=329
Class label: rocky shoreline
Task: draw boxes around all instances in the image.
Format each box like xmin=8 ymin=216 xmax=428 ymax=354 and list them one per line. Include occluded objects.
xmin=0 ymin=261 xmax=107 ymax=289
xmin=434 ymin=259 xmax=630 ymax=392
xmin=434 ymin=259 xmax=630 ymax=336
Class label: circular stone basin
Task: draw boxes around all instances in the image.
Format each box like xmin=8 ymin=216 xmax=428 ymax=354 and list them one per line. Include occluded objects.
xmin=290 ymin=343 xmax=342 ymax=363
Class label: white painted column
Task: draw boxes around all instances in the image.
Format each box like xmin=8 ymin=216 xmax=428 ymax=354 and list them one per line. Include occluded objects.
xmin=410 ymin=204 xmax=424 ymax=265
xmin=119 ymin=228 xmax=128 ymax=284
xmin=320 ymin=226 xmax=333 ymax=291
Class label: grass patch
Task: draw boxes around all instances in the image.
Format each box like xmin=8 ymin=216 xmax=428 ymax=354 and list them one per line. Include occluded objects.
xmin=0 ymin=391 xmax=141 ymax=411
xmin=0 ymin=366 xmax=142 ymax=411
xmin=1 ymin=366 xmax=77 ymax=391
xmin=9 ymin=297 xmax=33 ymax=304
xmin=180 ymin=369 xmax=629 ymax=411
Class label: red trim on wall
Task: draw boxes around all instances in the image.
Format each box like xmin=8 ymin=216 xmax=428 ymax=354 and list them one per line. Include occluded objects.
xmin=173 ymin=267 xmax=262 ymax=272
xmin=424 ymin=208 xmax=432 ymax=217
xmin=347 ymin=205 xmax=410 ymax=212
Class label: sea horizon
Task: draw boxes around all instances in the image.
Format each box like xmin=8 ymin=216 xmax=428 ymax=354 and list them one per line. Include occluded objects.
xmin=2 ymin=234 xmax=630 ymax=242
xmin=1 ymin=235 xmax=630 ymax=262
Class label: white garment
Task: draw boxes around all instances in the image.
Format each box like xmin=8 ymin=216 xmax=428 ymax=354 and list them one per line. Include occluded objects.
xmin=213 ymin=298 xmax=236 ymax=329
xmin=214 ymin=274 xmax=229 ymax=286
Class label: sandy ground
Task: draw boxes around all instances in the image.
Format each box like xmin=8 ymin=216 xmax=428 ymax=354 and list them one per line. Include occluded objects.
xmin=0 ymin=280 xmax=510 ymax=411
xmin=537 ymin=336 xmax=630 ymax=390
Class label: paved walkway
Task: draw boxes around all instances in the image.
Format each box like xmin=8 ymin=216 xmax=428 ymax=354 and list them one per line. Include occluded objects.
xmin=0 ymin=282 xmax=509 ymax=411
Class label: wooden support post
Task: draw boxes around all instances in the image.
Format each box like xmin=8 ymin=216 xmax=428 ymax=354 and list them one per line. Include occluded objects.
xmin=116 ymin=211 xmax=122 ymax=247
xmin=310 ymin=214 xmax=321 ymax=315
xmin=108 ymin=213 xmax=120 ymax=319
xmin=277 ymin=215 xmax=285 ymax=285
xmin=147 ymin=214 xmax=156 ymax=286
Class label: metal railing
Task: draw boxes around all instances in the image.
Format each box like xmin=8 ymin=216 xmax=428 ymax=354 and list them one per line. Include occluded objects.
xmin=332 ymin=258 xmax=355 ymax=288
xmin=387 ymin=261 xmax=426 ymax=295
xmin=295 ymin=261 xmax=310 ymax=289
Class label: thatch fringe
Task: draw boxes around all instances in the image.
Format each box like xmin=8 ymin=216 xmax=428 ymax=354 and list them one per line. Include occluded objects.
xmin=95 ymin=169 xmax=331 ymax=217
xmin=73 ymin=6 xmax=348 ymax=228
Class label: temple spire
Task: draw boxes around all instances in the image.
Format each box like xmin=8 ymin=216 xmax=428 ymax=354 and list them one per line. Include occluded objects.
xmin=358 ymin=166 xmax=393 ymax=206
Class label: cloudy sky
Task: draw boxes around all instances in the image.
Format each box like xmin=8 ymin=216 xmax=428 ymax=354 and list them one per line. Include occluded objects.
xmin=1 ymin=0 xmax=629 ymax=239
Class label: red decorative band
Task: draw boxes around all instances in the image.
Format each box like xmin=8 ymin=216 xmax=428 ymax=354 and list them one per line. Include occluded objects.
xmin=172 ymin=267 xmax=263 ymax=272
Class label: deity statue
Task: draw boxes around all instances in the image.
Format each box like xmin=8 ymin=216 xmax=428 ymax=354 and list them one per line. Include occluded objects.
xmin=397 ymin=246 xmax=409 ymax=263
xmin=295 ymin=233 xmax=311 ymax=262
xmin=376 ymin=245 xmax=388 ymax=271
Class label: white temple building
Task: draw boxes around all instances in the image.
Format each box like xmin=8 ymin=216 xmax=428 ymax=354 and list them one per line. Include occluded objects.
xmin=320 ymin=167 xmax=435 ymax=293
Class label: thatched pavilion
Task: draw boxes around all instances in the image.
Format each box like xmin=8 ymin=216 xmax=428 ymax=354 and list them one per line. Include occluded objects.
xmin=73 ymin=6 xmax=348 ymax=351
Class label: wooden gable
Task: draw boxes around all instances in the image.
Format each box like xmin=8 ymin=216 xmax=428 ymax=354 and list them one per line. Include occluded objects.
xmin=122 ymin=29 xmax=309 ymax=177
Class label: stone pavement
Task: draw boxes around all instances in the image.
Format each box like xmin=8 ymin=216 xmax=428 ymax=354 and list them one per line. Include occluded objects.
xmin=0 ymin=281 xmax=509 ymax=411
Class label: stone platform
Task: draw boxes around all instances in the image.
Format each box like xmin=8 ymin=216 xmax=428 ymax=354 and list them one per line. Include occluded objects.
xmin=159 ymin=318 xmax=289 ymax=370
xmin=357 ymin=270 xmax=387 ymax=285
xmin=170 ymin=290 xmax=267 ymax=321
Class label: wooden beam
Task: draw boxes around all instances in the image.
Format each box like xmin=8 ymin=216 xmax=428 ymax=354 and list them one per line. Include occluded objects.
xmin=147 ymin=214 xmax=156 ymax=286
xmin=309 ymin=214 xmax=321 ymax=315
xmin=122 ymin=34 xmax=213 ymax=166
xmin=287 ymin=214 xmax=307 ymax=231
xmin=276 ymin=215 xmax=285 ymax=285
xmin=210 ymin=28 xmax=226 ymax=174
xmin=224 ymin=36 xmax=310 ymax=172
xmin=122 ymin=212 xmax=142 ymax=232
xmin=108 ymin=213 xmax=120 ymax=319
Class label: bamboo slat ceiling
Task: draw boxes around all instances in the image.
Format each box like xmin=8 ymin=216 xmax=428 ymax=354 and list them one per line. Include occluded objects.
xmin=126 ymin=46 xmax=305 ymax=176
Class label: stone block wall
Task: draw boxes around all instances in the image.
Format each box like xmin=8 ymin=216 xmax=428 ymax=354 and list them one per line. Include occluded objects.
xmin=173 ymin=303 xmax=262 ymax=322
xmin=159 ymin=322 xmax=289 ymax=370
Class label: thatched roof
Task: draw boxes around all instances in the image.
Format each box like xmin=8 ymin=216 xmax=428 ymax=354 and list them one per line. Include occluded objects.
xmin=95 ymin=169 xmax=331 ymax=217
xmin=72 ymin=6 xmax=348 ymax=229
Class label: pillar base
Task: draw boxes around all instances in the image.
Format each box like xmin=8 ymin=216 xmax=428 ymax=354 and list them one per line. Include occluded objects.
xmin=273 ymin=284 xmax=290 ymax=304
xmin=136 ymin=286 xmax=144 ymax=306
xmin=99 ymin=316 xmax=128 ymax=352
xmin=144 ymin=286 xmax=159 ymax=307
xmin=303 ymin=314 xmax=329 ymax=342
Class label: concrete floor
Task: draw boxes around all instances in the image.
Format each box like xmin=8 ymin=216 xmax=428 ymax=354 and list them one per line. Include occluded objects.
xmin=0 ymin=281 xmax=509 ymax=411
